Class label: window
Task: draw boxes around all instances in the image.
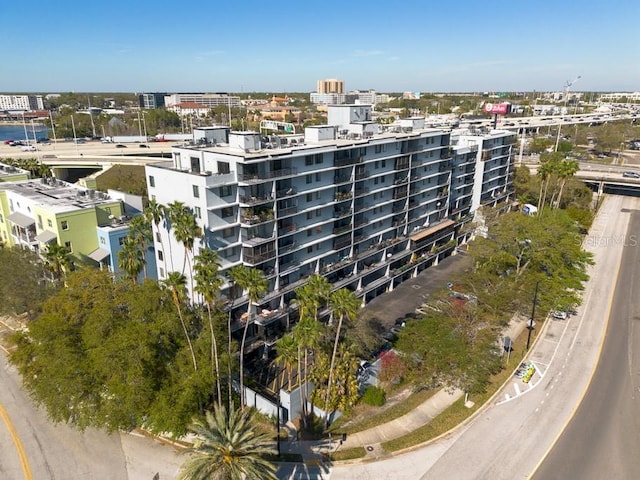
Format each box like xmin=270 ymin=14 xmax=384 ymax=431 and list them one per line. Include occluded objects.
xmin=381 ymin=176 xmax=385 ymax=183
xmin=194 ymin=206 xmax=201 ymax=218
xmin=190 ymin=157 xmax=200 ymax=173
xmin=105 ymin=207 xmax=111 ymax=214
xmin=119 ymin=237 xmax=125 ymax=246
xmin=315 ymin=154 xmax=323 ymax=165
xmin=221 ymin=207 xmax=233 ymax=218
xmin=220 ymin=185 xmax=232 ymax=197
xmin=316 ymin=209 xmax=321 ymax=217
xmin=158 ymin=250 xmax=164 ymax=261
xmin=149 ymin=175 xmax=155 ymax=187
xmin=222 ymin=227 xmax=235 ymax=238
xmin=218 ymin=161 xmax=230 ymax=174
xmin=307 ymin=229 xmax=313 ymax=237
xmin=47 ymin=219 xmax=52 ymax=228
xmin=375 ymin=145 xmax=382 ymax=154
xmin=155 ymin=232 xmax=161 ymax=242
xmin=306 ymin=174 xmax=312 ymax=184
xmin=307 ymin=211 xmax=313 ymax=220
xmin=37 ymin=215 xmax=42 ymax=229
xmin=61 ymin=220 xmax=69 ymax=231
xmin=381 ymin=159 xmax=386 ymax=168
xmin=306 ymin=193 xmax=313 ymax=202
xmin=315 ymin=172 xmax=321 ymax=182
xmin=159 ymin=267 xmax=165 ymax=278
xmin=193 ymin=185 xmax=200 ymax=198
xmin=0 ymin=213 xmax=3 ymax=223
xmin=305 ymin=156 xmax=314 ymax=166
xmin=307 ymin=246 xmax=313 ymax=254
xmin=64 ymin=241 xmax=72 ymax=252
xmin=100 ymin=237 xmax=106 ymax=245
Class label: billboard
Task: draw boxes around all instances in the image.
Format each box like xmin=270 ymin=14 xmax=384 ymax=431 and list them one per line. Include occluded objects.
xmin=483 ymin=102 xmax=510 ymax=114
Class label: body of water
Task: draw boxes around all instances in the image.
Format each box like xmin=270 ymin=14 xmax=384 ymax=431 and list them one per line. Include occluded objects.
xmin=0 ymin=124 xmax=49 ymax=142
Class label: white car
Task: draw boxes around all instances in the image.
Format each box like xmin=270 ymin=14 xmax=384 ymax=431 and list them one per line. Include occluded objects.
xmin=21 ymin=145 xmax=36 ymax=152
xmin=552 ymin=311 xmax=568 ymax=320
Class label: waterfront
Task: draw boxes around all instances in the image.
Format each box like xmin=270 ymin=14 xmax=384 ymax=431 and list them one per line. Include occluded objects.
xmin=0 ymin=124 xmax=49 ymax=142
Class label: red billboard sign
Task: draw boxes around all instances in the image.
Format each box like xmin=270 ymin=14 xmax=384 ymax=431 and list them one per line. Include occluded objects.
xmin=483 ymin=103 xmax=510 ymax=114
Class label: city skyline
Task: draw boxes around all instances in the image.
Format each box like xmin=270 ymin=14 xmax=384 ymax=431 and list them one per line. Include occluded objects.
xmin=2 ymin=0 xmax=639 ymax=94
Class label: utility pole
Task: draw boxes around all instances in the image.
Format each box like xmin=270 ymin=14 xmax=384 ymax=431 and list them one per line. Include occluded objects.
xmin=555 ymin=76 xmax=581 ymax=152
xmin=526 ymin=280 xmax=540 ymax=350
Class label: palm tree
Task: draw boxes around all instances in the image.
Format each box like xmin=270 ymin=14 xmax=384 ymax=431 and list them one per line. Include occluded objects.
xmin=118 ymin=236 xmax=145 ymax=284
xmin=163 ymin=271 xmax=198 ymax=372
xmin=127 ymin=215 xmax=152 ymax=279
xmin=43 ymin=243 xmax=72 ymax=280
xmin=229 ymin=265 xmax=268 ymax=408
xmin=275 ymin=333 xmax=298 ymax=391
xmin=324 ymin=288 xmax=360 ymax=422
xmin=173 ymin=211 xmax=203 ymax=277
xmin=144 ymin=198 xmax=167 ymax=267
xmin=292 ymin=314 xmax=324 ymax=428
xmin=194 ymin=248 xmax=224 ymax=408
xmin=302 ymin=274 xmax=332 ymax=321
xmin=553 ymin=159 xmax=579 ymax=209
xmin=178 ymin=404 xmax=277 ymax=480
xmin=167 ymin=201 xmax=187 ymax=271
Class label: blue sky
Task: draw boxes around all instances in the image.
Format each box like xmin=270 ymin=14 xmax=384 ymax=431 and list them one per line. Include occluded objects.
xmin=2 ymin=0 xmax=638 ymax=93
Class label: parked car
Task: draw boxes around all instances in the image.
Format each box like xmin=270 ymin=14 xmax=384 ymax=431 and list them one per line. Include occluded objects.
xmin=21 ymin=145 xmax=37 ymax=152
xmin=552 ymin=311 xmax=568 ymax=320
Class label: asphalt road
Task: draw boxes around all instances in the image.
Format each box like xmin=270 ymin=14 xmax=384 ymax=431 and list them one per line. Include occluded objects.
xmin=0 ymin=354 xmax=182 ymax=480
xmin=532 ymin=205 xmax=640 ymax=479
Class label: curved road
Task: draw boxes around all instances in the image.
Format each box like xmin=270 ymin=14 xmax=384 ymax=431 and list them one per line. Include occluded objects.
xmin=532 ymin=208 xmax=640 ymax=479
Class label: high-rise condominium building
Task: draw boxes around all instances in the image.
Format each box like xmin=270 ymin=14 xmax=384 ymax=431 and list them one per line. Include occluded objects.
xmin=144 ymin=105 xmax=516 ymax=360
xmin=316 ymin=79 xmax=344 ymax=94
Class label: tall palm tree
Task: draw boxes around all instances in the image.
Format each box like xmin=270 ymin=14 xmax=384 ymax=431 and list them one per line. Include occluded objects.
xmin=275 ymin=333 xmax=298 ymax=391
xmin=163 ymin=271 xmax=198 ymax=372
xmin=43 ymin=243 xmax=72 ymax=280
xmin=173 ymin=211 xmax=203 ymax=277
xmin=324 ymin=288 xmax=360 ymax=421
xmin=127 ymin=214 xmax=152 ymax=279
xmin=167 ymin=201 xmax=187 ymax=271
xmin=118 ymin=236 xmax=145 ymax=284
xmin=194 ymin=248 xmax=224 ymax=408
xmin=228 ymin=265 xmax=267 ymax=408
xmin=553 ymin=159 xmax=579 ymax=209
xmin=292 ymin=314 xmax=324 ymax=428
xmin=144 ymin=198 xmax=167 ymax=268
xmin=303 ymin=274 xmax=332 ymax=321
xmin=178 ymin=404 xmax=277 ymax=480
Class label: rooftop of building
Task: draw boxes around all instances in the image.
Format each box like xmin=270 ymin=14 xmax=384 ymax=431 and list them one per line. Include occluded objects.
xmin=0 ymin=162 xmax=30 ymax=178
xmin=0 ymin=178 xmax=116 ymax=213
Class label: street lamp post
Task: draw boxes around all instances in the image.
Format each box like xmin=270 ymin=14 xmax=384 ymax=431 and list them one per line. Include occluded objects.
xmin=526 ymin=280 xmax=540 ymax=350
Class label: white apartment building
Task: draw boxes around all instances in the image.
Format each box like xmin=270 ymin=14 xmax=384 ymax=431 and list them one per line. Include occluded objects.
xmin=145 ymin=105 xmax=515 ymax=358
xmin=0 ymin=94 xmax=45 ymax=111
xmin=164 ymin=93 xmax=241 ymax=109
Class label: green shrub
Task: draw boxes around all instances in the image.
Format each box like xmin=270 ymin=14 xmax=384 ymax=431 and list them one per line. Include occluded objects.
xmin=361 ymin=385 xmax=386 ymax=407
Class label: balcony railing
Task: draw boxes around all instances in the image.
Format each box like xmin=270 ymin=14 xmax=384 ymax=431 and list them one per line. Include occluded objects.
xmin=278 ymin=205 xmax=298 ymax=217
xmin=276 ymin=187 xmax=297 ymax=197
xmin=335 ymin=156 xmax=363 ymax=167
xmin=239 ymin=194 xmax=273 ymax=205
xmin=333 ymin=224 xmax=352 ymax=235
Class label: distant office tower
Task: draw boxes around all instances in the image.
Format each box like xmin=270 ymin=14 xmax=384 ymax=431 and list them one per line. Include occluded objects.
xmin=317 ymin=79 xmax=344 ymax=94
xmin=139 ymin=92 xmax=167 ymax=109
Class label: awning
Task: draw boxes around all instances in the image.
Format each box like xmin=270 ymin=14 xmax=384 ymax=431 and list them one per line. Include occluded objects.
xmin=88 ymin=248 xmax=110 ymax=262
xmin=35 ymin=230 xmax=57 ymax=243
xmin=410 ymin=219 xmax=456 ymax=242
xmin=7 ymin=212 xmax=35 ymax=228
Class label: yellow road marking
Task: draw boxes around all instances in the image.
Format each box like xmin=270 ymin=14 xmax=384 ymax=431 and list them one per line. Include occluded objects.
xmin=0 ymin=404 xmax=33 ymax=480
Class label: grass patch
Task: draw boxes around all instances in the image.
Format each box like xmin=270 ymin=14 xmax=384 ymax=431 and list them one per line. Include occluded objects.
xmin=329 ymin=387 xmax=437 ymax=435
xmin=381 ymin=326 xmax=535 ymax=452
xmin=329 ymin=447 xmax=367 ymax=461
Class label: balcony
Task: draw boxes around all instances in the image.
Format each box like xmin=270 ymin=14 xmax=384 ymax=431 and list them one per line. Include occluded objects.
xmin=333 ymin=224 xmax=352 ymax=235
xmin=244 ymin=249 xmax=276 ymax=265
xmin=279 ymin=241 xmax=297 ymax=254
xmin=335 ymin=192 xmax=353 ymax=202
xmin=355 ymin=170 xmax=370 ymax=180
xmin=241 ymin=210 xmax=274 ymax=225
xmin=239 ymin=194 xmax=273 ymax=205
xmin=334 ymin=174 xmax=352 ymax=184
xmin=278 ymin=223 xmax=297 ymax=234
xmin=254 ymin=306 xmax=289 ymax=327
xmin=276 ymin=187 xmax=297 ymax=197
xmin=333 ymin=208 xmax=352 ymax=219
xmin=335 ymin=156 xmax=363 ymax=167
xmin=354 ymin=217 xmax=369 ymax=228
xmin=333 ymin=236 xmax=351 ymax=250
xmin=354 ymin=187 xmax=369 ymax=197
xmin=278 ymin=205 xmax=298 ymax=217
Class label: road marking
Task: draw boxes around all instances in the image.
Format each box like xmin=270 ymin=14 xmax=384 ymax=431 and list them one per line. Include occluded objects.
xmin=0 ymin=404 xmax=33 ymax=480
